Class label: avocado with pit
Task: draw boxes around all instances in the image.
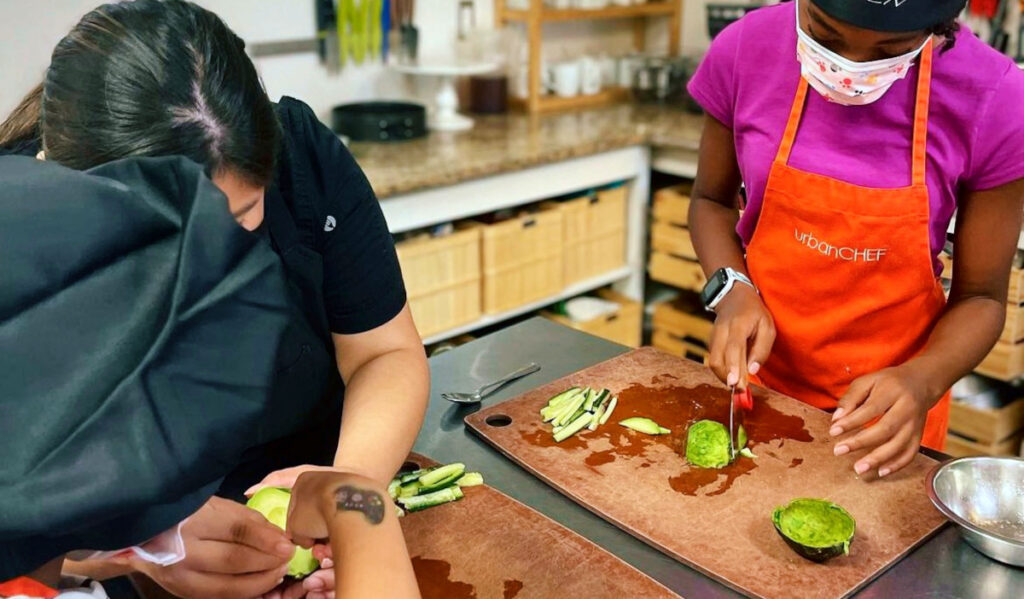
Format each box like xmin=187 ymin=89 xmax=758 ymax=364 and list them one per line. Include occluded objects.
xmin=246 ymin=487 xmax=319 ymax=577
xmin=772 ymin=498 xmax=856 ymax=562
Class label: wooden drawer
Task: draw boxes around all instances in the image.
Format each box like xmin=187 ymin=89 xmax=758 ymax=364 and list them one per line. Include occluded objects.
xmin=652 ymin=184 xmax=692 ymax=226
xmin=975 ymin=340 xmax=1024 ymax=381
xmin=651 ymin=330 xmax=709 ymax=364
xmin=652 ymin=298 xmax=713 ymax=345
xmin=648 ymin=252 xmax=706 ymax=292
xmin=949 ymin=395 xmax=1024 ymax=445
xmin=945 ymin=430 xmax=1024 ymax=458
xmin=939 ymin=252 xmax=952 ymax=280
xmin=1002 ymin=304 xmax=1024 ymax=344
xmin=1009 ymin=266 xmax=1024 ymax=305
xmin=650 ymin=221 xmax=696 ymax=260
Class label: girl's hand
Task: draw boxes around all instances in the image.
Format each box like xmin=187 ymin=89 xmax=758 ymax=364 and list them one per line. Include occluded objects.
xmin=830 ymin=365 xmax=933 ymax=478
xmin=708 ymin=285 xmax=776 ymax=389
xmin=287 ymin=471 xmax=390 ymax=549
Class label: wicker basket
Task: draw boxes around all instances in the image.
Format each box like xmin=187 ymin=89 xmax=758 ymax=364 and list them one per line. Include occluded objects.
xmin=395 ymin=225 xmax=482 ymax=338
xmin=478 ymin=207 xmax=564 ymax=314
xmin=546 ymin=186 xmax=628 ymax=286
xmin=543 ymin=289 xmax=642 ymax=347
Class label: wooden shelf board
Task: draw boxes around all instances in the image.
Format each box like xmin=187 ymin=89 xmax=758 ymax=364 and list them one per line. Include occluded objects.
xmin=501 ymin=3 xmax=676 ymax=23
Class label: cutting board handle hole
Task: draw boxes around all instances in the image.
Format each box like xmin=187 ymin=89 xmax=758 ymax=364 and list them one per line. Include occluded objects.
xmin=485 ymin=414 xmax=513 ymax=427
xmin=400 ymin=460 xmax=422 ymax=472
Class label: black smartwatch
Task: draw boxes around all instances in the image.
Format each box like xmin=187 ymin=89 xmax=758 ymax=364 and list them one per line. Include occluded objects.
xmin=701 ymin=267 xmax=756 ymax=312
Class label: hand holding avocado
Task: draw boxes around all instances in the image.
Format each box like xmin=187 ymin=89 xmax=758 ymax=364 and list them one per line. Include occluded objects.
xmin=129 ymin=497 xmax=294 ymax=599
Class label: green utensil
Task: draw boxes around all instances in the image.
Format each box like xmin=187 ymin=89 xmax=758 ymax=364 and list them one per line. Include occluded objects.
xmin=369 ymin=0 xmax=382 ymax=60
xmin=352 ymin=0 xmax=367 ymax=65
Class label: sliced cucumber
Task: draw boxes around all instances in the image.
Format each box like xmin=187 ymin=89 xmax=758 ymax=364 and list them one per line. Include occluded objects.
xmin=419 ymin=463 xmax=465 ymax=487
xmin=567 ymin=407 xmax=586 ymax=425
xmin=588 ymin=404 xmax=606 ymax=430
xmin=398 ymin=466 xmax=437 ymax=484
xmin=547 ymin=387 xmax=581 ymax=408
xmin=554 ymin=413 xmax=594 ymax=442
xmin=542 ymin=388 xmax=583 ymax=420
xmin=456 ymin=472 xmax=484 ymax=487
xmin=399 ymin=480 xmax=421 ymax=498
xmin=398 ymin=486 xmax=464 ymax=512
xmin=620 ymin=417 xmax=670 ymax=436
xmin=740 ymin=447 xmax=757 ymax=459
xmin=387 ymin=478 xmax=402 ymax=500
xmin=599 ymin=396 xmax=618 ymax=425
xmin=583 ymin=388 xmax=598 ymax=411
xmin=395 ymin=505 xmax=406 ymax=518
xmin=555 ymin=393 xmax=587 ymax=426
xmin=419 ymin=472 xmax=465 ymax=494
xmin=590 ymin=389 xmax=610 ymax=412
xmin=416 ymin=464 xmax=466 ymax=493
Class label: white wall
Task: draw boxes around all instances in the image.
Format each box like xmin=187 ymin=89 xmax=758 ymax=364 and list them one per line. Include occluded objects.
xmin=0 ymin=0 xmax=711 ymax=122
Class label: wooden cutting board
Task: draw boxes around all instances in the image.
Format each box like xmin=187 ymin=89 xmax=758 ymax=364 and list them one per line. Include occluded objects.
xmin=400 ymin=453 xmax=680 ymax=599
xmin=464 ymin=348 xmax=946 ymax=599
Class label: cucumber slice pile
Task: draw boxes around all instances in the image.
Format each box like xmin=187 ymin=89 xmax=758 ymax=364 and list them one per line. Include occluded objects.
xmin=387 ymin=462 xmax=483 ymax=515
xmin=539 ymin=386 xmax=618 ymax=443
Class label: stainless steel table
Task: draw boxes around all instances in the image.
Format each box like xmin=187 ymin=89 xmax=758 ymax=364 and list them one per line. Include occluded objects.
xmin=414 ymin=317 xmax=1023 ymax=599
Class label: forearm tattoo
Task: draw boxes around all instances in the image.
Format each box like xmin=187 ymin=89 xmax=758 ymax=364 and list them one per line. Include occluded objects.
xmin=334 ymin=485 xmax=385 ymax=524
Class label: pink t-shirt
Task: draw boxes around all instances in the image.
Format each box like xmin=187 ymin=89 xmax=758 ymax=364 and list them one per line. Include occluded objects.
xmin=687 ymin=2 xmax=1024 ymax=274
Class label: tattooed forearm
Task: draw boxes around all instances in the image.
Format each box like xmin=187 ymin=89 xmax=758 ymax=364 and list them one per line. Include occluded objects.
xmin=335 ymin=485 xmax=386 ymax=524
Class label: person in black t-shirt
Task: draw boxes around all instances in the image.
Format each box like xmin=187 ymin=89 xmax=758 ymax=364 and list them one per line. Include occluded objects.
xmin=0 ymin=1 xmax=427 ymax=597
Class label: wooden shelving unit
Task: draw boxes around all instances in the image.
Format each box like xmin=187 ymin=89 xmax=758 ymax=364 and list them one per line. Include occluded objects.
xmin=496 ymin=0 xmax=683 ymax=113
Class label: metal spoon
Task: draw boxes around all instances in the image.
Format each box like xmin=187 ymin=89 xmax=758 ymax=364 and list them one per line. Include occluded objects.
xmin=441 ymin=363 xmax=541 ymax=404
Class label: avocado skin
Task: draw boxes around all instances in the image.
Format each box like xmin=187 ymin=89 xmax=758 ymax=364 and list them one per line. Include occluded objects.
xmin=771 ymin=499 xmax=855 ymax=563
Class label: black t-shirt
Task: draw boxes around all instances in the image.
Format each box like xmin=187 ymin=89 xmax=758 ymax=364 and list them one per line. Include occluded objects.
xmin=271 ymin=96 xmax=406 ymax=333
xmin=0 ymin=96 xmax=407 ymax=334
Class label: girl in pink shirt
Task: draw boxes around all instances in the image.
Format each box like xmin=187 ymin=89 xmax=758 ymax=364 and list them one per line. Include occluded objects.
xmin=688 ymin=0 xmax=1024 ymax=477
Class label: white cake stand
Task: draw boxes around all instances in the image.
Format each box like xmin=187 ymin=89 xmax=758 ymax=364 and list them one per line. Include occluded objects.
xmin=393 ymin=61 xmax=499 ymax=131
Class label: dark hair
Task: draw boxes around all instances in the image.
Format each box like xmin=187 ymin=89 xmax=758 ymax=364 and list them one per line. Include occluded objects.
xmin=0 ymin=0 xmax=280 ymax=187
xmin=928 ymin=19 xmax=960 ymax=53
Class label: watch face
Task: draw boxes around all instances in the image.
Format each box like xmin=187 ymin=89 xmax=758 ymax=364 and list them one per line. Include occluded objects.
xmin=701 ymin=269 xmax=729 ymax=306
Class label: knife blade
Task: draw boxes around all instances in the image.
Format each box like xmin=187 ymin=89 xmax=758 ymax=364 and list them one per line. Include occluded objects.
xmin=728 ymin=385 xmax=738 ymax=459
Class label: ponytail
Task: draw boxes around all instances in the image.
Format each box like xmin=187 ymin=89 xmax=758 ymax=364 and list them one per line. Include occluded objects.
xmin=0 ymin=83 xmax=43 ymax=148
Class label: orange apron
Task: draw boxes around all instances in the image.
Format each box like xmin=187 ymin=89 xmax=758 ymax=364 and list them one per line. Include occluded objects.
xmin=746 ymin=40 xmax=950 ymax=450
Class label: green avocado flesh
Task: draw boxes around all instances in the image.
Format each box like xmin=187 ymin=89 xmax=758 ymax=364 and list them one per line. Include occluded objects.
xmin=246 ymin=488 xmax=319 ymax=577
xmin=772 ymin=498 xmax=856 ymax=562
xmin=685 ymin=420 xmax=731 ymax=468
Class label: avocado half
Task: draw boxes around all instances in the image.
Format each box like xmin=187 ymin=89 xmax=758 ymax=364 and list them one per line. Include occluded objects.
xmin=246 ymin=487 xmax=320 ymax=577
xmin=684 ymin=420 xmax=747 ymax=468
xmin=772 ymin=498 xmax=856 ymax=562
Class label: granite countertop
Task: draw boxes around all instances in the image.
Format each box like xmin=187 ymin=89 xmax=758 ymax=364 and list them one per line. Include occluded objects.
xmin=349 ymin=103 xmax=704 ymax=198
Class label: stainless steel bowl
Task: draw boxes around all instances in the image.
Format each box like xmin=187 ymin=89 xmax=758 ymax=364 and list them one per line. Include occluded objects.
xmin=928 ymin=456 xmax=1024 ymax=566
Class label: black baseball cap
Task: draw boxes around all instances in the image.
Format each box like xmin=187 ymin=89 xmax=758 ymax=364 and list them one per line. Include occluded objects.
xmin=810 ymin=0 xmax=967 ymax=33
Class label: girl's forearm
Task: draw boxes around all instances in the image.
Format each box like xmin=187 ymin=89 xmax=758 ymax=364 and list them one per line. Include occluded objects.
xmin=332 ymin=346 xmax=429 ymax=483
xmin=689 ymin=197 xmax=749 ymax=278
xmin=327 ymin=488 xmax=420 ymax=599
xmin=906 ymin=294 xmax=1005 ymax=403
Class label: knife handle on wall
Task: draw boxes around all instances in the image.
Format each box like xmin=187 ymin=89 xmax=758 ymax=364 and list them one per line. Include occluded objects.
xmin=315 ymin=0 xmax=335 ymax=63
